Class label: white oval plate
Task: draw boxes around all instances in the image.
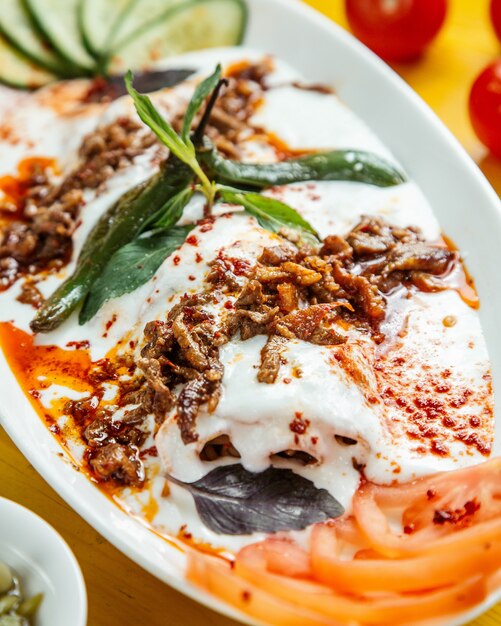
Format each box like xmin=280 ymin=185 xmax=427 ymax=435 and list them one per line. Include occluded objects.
xmin=0 ymin=1 xmax=500 ymax=624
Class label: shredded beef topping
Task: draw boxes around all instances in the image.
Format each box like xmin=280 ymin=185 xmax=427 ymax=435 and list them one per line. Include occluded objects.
xmin=132 ymin=216 xmax=458 ymax=444
xmin=0 ymin=117 xmax=159 ymax=290
xmin=90 ymin=442 xmax=145 ymax=486
xmin=258 ymin=335 xmax=288 ymax=384
xmin=137 ymin=294 xmax=224 ymax=444
xmin=15 ymin=279 xmax=44 ymax=308
xmin=61 ymin=357 xmax=155 ymax=487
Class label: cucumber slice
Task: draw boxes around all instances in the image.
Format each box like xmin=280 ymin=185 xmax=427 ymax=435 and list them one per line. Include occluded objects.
xmin=0 ymin=34 xmax=56 ymax=89
xmin=108 ymin=0 xmax=247 ymax=75
xmin=106 ymin=0 xmax=185 ymax=55
xmin=78 ymin=0 xmax=138 ymax=58
xmin=0 ymin=0 xmax=74 ymax=75
xmin=24 ymin=0 xmax=96 ymax=71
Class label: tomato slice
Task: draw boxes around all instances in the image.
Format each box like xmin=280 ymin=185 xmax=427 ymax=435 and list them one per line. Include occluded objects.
xmin=354 ymin=458 xmax=501 ymax=557
xmin=191 ymin=538 xmax=491 ymax=625
xmin=260 ymin=538 xmax=313 ymax=578
xmin=187 ymin=552 xmax=337 ymax=626
xmin=311 ymin=523 xmax=501 ymax=593
xmin=188 ymin=459 xmax=501 ymax=626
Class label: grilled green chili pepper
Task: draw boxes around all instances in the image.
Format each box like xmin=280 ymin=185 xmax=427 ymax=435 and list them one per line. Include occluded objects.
xmin=200 ymin=140 xmax=406 ymax=189
xmin=30 ymin=159 xmax=192 ymax=333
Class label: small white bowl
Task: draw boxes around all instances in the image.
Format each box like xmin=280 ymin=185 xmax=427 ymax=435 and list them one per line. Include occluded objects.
xmin=0 ymin=497 xmax=87 ymax=626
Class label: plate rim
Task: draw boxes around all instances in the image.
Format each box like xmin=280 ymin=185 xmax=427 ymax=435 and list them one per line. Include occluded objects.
xmin=0 ymin=1 xmax=500 ymax=625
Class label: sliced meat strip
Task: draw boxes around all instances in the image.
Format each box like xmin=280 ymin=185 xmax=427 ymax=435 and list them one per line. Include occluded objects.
xmin=90 ymin=442 xmax=144 ymax=486
xmin=258 ymin=335 xmax=288 ymax=384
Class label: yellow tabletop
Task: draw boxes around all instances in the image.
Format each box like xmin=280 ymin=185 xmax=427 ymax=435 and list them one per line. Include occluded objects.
xmin=1 ymin=1 xmax=500 ymax=625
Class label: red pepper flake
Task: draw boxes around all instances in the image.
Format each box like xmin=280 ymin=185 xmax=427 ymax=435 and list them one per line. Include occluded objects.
xmin=139 ymin=446 xmax=158 ymax=459
xmin=449 ymin=389 xmax=473 ymax=408
xmin=29 ymin=389 xmax=41 ymax=399
xmin=283 ymin=377 xmax=291 ymax=384
xmin=195 ymin=253 xmax=203 ymax=263
xmin=433 ymin=500 xmax=480 ymax=525
xmin=179 ymin=524 xmax=192 ymax=540
xmin=403 ymin=524 xmax=415 ymax=534
xmin=431 ymin=440 xmax=449 ymax=456
xmin=464 ymin=500 xmax=480 ymax=515
xmin=224 ymin=300 xmax=234 ymax=310
xmin=469 ymin=415 xmax=481 ymax=428
xmin=66 ymin=340 xmax=90 ymax=350
xmin=129 ymin=340 xmax=136 ymax=350
xmin=105 ymin=314 xmax=117 ymax=331
xmin=435 ymin=384 xmax=451 ymax=393
xmin=454 ymin=431 xmax=491 ymax=455
xmin=173 ymin=255 xmax=181 ymax=266
xmin=242 ymin=591 xmax=252 ymax=603
xmin=231 ymin=257 xmax=252 ymax=276
xmin=290 ymin=412 xmax=310 ymax=435
xmin=442 ymin=415 xmax=456 ymax=428
xmin=433 ymin=509 xmax=453 ymax=525
xmin=102 ymin=313 xmax=118 ymax=338
xmin=311 ymin=436 xmax=318 ymax=445
xmin=186 ymin=234 xmax=199 ymax=246
xmin=188 ymin=275 xmax=196 ymax=281
xmin=426 ymin=489 xmax=436 ymax=500
xmin=198 ymin=216 xmax=215 ymax=232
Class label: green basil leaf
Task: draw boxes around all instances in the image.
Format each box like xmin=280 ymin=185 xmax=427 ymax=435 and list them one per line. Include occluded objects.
xmin=182 ymin=64 xmax=222 ymax=145
xmin=218 ymin=186 xmax=320 ymax=246
xmin=125 ymin=70 xmax=213 ymax=196
xmin=79 ymin=225 xmax=192 ymax=324
xmin=125 ymin=70 xmax=192 ymax=165
xmin=139 ymin=185 xmax=194 ymax=234
xmin=155 ymin=186 xmax=194 ymax=229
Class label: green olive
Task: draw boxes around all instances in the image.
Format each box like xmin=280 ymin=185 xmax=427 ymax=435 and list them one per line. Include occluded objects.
xmin=17 ymin=593 xmax=43 ymax=618
xmin=0 ymin=564 xmax=12 ymax=595
xmin=0 ymin=615 xmax=28 ymax=626
xmin=0 ymin=595 xmax=18 ymax=616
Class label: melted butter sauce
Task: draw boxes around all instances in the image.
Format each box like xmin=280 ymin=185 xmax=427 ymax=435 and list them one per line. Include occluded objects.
xmin=0 ymin=156 xmax=58 ymax=220
xmin=0 ymin=322 xmax=92 ymax=393
xmin=441 ymin=235 xmax=479 ymax=310
xmin=0 ymin=322 xmax=92 ymax=445
xmin=251 ymin=131 xmax=313 ymax=160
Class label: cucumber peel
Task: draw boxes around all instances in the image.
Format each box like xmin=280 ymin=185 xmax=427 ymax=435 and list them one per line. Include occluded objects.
xmin=0 ymin=33 xmax=56 ymax=89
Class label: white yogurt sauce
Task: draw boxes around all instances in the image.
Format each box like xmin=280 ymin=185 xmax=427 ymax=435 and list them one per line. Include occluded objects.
xmin=0 ymin=48 xmax=493 ymax=550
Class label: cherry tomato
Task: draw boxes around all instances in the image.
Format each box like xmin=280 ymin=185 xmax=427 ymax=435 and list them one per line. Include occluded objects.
xmin=491 ymin=0 xmax=501 ymax=42
xmin=345 ymin=0 xmax=448 ymax=62
xmin=469 ymin=60 xmax=501 ymax=157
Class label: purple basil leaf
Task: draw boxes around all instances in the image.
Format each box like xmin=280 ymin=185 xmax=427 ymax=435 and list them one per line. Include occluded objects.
xmin=168 ymin=464 xmax=344 ymax=535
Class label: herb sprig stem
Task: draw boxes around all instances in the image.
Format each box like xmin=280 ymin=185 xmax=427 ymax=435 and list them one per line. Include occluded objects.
xmin=126 ymin=66 xmax=224 ymax=208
